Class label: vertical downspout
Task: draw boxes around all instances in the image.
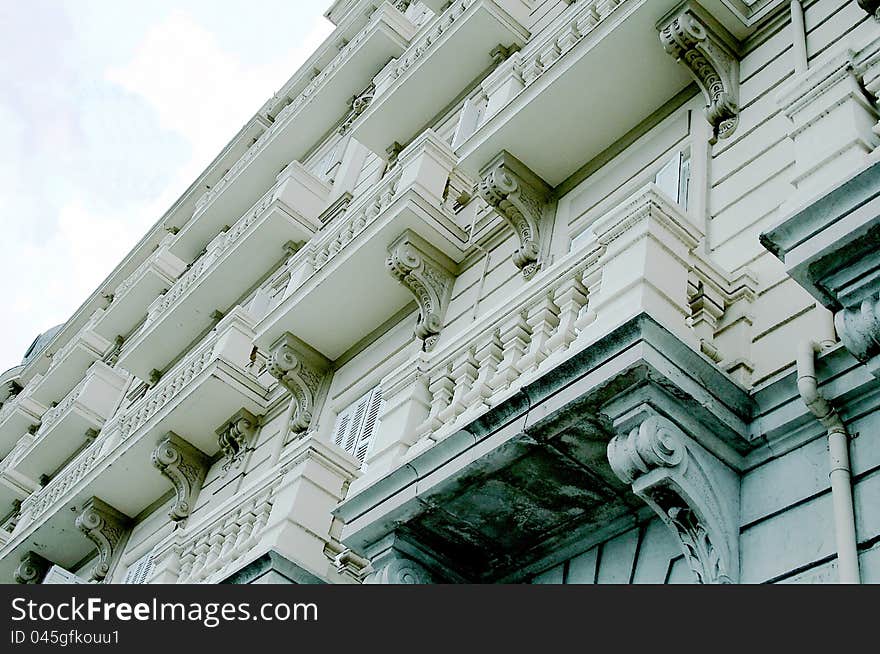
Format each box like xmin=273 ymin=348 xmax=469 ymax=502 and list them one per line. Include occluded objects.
xmin=791 ymin=0 xmax=808 ymax=74
xmin=796 ymin=341 xmax=861 ymax=583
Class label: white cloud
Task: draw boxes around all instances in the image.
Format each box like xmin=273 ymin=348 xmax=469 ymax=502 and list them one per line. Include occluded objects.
xmin=0 ymin=6 xmax=333 ymax=371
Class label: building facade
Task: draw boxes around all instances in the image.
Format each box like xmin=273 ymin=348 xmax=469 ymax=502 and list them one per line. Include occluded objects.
xmin=1 ymin=0 xmax=879 ymax=585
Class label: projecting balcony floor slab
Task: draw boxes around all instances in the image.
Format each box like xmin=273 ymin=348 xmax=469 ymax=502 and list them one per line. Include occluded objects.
xmin=351 ymin=0 xmax=530 ymax=158
xmin=118 ymin=202 xmax=307 ymax=381
xmin=455 ymin=0 xmax=690 ymax=186
xmin=11 ymin=409 xmax=102 ymax=483
xmin=172 ymin=3 xmax=416 ymax=261
xmin=255 ymin=191 xmax=467 ymax=361
xmin=0 ymin=400 xmax=44 ymax=460
xmin=29 ymin=342 xmax=107 ymax=408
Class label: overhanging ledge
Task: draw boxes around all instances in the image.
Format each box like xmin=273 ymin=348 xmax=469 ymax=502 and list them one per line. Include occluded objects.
xmin=335 ymin=314 xmax=755 ymax=582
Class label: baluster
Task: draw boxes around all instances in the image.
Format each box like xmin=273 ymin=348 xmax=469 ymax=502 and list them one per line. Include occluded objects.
xmin=177 ymin=549 xmax=196 ymax=584
xmin=461 ymin=328 xmax=503 ymax=409
xmin=415 ymin=363 xmax=455 ymax=438
xmin=438 ymin=347 xmax=479 ymax=425
xmin=574 ymin=267 xmax=602 ymax=335
xmin=544 ymin=274 xmax=588 ymax=357
xmin=517 ymin=293 xmax=561 ymax=375
xmin=490 ymin=310 xmax=532 ymax=392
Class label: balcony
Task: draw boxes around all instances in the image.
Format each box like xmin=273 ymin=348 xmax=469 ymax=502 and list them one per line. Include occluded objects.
xmin=350 ymin=0 xmax=530 ymax=158
xmin=0 ymin=384 xmax=47 ymax=460
xmin=254 ymin=129 xmax=471 ymax=360
xmin=7 ymin=363 xmax=127 ymax=485
xmin=454 ymin=0 xmax=694 ymax=186
xmin=171 ymin=2 xmax=417 ymax=261
xmin=91 ymin=233 xmax=187 ymax=342
xmin=27 ymin=311 xmax=112 ymax=408
xmin=118 ymin=172 xmax=327 ymax=382
xmin=0 ymin=310 xmax=268 ymax=581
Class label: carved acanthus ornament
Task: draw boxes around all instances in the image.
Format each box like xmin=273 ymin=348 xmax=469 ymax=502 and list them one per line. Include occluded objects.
xmin=215 ymin=409 xmax=260 ymax=472
xmin=339 ymin=84 xmax=374 ymax=136
xmin=478 ymin=152 xmax=550 ymax=280
xmin=607 ymin=414 xmax=739 ymax=584
xmin=75 ymin=497 xmax=130 ymax=582
xmin=267 ymin=333 xmax=329 ymax=434
xmin=151 ymin=432 xmax=210 ymax=521
xmin=659 ymin=7 xmax=740 ymax=142
xmin=835 ymin=293 xmax=880 ymax=376
xmin=14 ymin=551 xmax=49 ymax=584
xmin=386 ymin=231 xmax=456 ymax=351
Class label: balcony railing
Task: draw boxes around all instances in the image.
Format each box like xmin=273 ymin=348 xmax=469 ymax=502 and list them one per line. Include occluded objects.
xmin=350 ymin=0 xmax=530 ymax=157
xmin=172 ymin=2 xmax=418 ymax=261
xmin=254 ymin=129 xmax=471 ymax=360
xmin=9 ymin=309 xmax=267 ymax=542
xmin=92 ymin=232 xmax=186 ymax=342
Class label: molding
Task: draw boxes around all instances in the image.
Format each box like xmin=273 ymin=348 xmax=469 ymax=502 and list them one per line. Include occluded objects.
xmin=75 ymin=497 xmax=130 ymax=582
xmin=151 ymin=432 xmax=210 ymax=521
xmin=14 ymin=550 xmax=49 ymax=584
xmin=659 ymin=5 xmax=740 ymax=143
xmin=386 ymin=230 xmax=456 ymax=351
xmin=215 ymin=409 xmax=260 ymax=473
xmin=267 ymin=333 xmax=330 ymax=433
xmin=607 ymin=413 xmax=740 ymax=584
xmin=478 ymin=151 xmax=551 ymax=280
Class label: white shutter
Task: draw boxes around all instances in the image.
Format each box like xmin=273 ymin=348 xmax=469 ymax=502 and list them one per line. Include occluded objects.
xmin=122 ymin=549 xmax=156 ymax=585
xmin=355 ymin=388 xmax=383 ymax=464
xmin=330 ymin=386 xmax=384 ymax=466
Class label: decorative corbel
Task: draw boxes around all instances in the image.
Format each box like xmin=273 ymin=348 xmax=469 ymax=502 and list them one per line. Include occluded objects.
xmin=607 ymin=414 xmax=740 ymax=584
xmin=659 ymin=5 xmax=740 ymax=143
xmin=386 ymin=231 xmax=456 ymax=351
xmin=151 ymin=432 xmax=210 ymax=521
xmin=14 ymin=551 xmax=50 ymax=584
xmin=215 ymin=409 xmax=260 ymax=473
xmin=364 ymin=548 xmax=434 ymax=584
xmin=478 ymin=151 xmax=551 ymax=280
xmin=267 ymin=333 xmax=330 ymax=434
xmin=835 ymin=293 xmax=880 ymax=377
xmin=75 ymin=497 xmax=130 ymax=582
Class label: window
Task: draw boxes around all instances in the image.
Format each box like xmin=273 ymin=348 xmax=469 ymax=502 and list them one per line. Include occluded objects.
xmin=332 ymin=386 xmax=383 ymax=466
xmin=42 ymin=565 xmax=86 ymax=584
xmin=654 ymin=150 xmax=691 ymax=209
xmin=122 ymin=549 xmax=156 ymax=585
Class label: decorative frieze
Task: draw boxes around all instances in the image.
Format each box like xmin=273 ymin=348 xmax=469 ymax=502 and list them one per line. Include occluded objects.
xmin=151 ymin=432 xmax=210 ymax=521
xmin=14 ymin=550 xmax=49 ymax=584
xmin=75 ymin=497 xmax=130 ymax=582
xmin=216 ymin=409 xmax=260 ymax=473
xmin=659 ymin=5 xmax=740 ymax=143
xmin=386 ymin=231 xmax=456 ymax=351
xmin=607 ymin=413 xmax=739 ymax=584
xmin=267 ymin=333 xmax=330 ymax=434
xmin=478 ymin=151 xmax=551 ymax=280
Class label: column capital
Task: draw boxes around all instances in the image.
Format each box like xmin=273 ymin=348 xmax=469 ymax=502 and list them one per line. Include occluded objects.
xmin=607 ymin=411 xmax=740 ymax=584
xmin=659 ymin=5 xmax=740 ymax=142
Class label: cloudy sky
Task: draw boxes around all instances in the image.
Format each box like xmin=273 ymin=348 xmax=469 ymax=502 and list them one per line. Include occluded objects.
xmin=0 ymin=0 xmax=332 ymax=372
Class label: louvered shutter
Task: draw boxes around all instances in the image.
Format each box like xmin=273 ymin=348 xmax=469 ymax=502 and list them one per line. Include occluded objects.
xmin=354 ymin=388 xmax=383 ymax=464
xmin=123 ymin=549 xmax=155 ymax=585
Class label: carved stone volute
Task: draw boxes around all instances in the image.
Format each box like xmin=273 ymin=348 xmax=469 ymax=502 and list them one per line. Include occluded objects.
xmin=607 ymin=413 xmax=740 ymax=584
xmin=75 ymin=497 xmax=130 ymax=582
xmin=267 ymin=333 xmax=329 ymax=434
xmin=151 ymin=432 xmax=210 ymax=521
xmin=14 ymin=551 xmax=49 ymax=584
xmin=478 ymin=152 xmax=550 ymax=280
xmin=386 ymin=230 xmax=456 ymax=351
xmin=835 ymin=293 xmax=880 ymax=377
xmin=659 ymin=6 xmax=740 ymax=142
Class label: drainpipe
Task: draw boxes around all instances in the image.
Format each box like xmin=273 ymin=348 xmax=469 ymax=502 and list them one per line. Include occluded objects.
xmin=790 ymin=1 xmax=808 ymax=74
xmin=796 ymin=340 xmax=861 ymax=583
